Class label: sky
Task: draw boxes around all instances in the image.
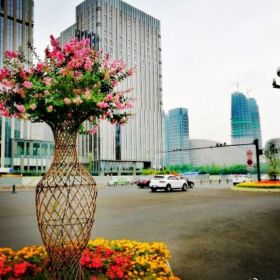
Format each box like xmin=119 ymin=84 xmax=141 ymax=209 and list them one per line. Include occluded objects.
xmin=34 ymin=0 xmax=280 ymax=145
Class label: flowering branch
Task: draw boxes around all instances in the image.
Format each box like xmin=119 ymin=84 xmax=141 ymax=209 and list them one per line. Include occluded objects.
xmin=0 ymin=35 xmax=135 ymax=134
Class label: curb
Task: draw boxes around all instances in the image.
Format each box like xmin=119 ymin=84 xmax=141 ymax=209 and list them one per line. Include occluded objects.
xmin=231 ymin=186 xmax=280 ymax=192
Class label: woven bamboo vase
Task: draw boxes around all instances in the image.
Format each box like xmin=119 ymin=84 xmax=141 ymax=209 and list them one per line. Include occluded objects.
xmin=36 ymin=122 xmax=97 ymax=280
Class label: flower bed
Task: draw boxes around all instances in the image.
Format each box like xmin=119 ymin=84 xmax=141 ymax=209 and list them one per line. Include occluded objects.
xmin=0 ymin=238 xmax=180 ymax=279
xmin=234 ymin=180 xmax=280 ymax=191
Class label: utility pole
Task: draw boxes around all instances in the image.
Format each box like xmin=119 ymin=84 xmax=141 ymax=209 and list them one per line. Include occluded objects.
xmin=253 ymin=139 xmax=261 ymax=181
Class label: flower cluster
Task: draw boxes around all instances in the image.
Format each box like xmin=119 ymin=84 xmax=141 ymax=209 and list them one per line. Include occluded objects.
xmin=0 ymin=246 xmax=49 ymax=279
xmin=87 ymin=239 xmax=180 ymax=279
xmin=0 ymin=239 xmax=180 ymax=279
xmin=0 ymin=35 xmax=134 ymax=134
xmin=237 ymin=181 xmax=280 ymax=188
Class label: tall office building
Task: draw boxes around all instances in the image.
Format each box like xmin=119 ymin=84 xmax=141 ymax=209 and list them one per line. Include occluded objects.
xmin=0 ymin=0 xmax=54 ymax=173
xmin=231 ymin=92 xmax=262 ymax=147
xmin=59 ymin=0 xmax=163 ymax=174
xmin=165 ymin=108 xmax=190 ymax=165
xmin=248 ymin=98 xmax=262 ymax=148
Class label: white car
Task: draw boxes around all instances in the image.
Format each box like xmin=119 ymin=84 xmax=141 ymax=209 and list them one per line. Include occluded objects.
xmin=149 ymin=175 xmax=188 ymax=192
xmin=232 ymin=175 xmax=251 ymax=185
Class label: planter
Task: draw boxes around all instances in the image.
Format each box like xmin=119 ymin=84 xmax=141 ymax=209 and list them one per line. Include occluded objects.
xmin=36 ymin=123 xmax=97 ymax=279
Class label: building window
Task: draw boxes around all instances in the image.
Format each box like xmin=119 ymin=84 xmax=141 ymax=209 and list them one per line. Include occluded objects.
xmin=14 ymin=118 xmax=20 ymax=138
xmin=24 ymin=0 xmax=29 ymax=20
xmin=115 ymin=124 xmax=121 ymax=160
xmin=0 ymin=17 xmax=3 ymax=67
xmin=41 ymin=143 xmax=48 ymax=156
xmin=16 ymin=0 xmax=22 ymax=20
xmin=16 ymin=23 xmax=22 ymax=49
xmin=16 ymin=141 xmax=24 ymax=155
xmin=7 ymin=0 xmax=13 ymax=17
xmin=33 ymin=143 xmax=40 ymax=156
xmin=5 ymin=118 xmax=11 ymax=158
xmin=7 ymin=19 xmax=13 ymax=50
xmin=26 ymin=142 xmax=30 ymax=155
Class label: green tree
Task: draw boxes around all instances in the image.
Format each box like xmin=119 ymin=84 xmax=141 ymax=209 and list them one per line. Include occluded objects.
xmin=264 ymin=139 xmax=280 ymax=180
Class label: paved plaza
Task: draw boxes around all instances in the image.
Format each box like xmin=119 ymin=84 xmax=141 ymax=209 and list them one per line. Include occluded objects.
xmin=0 ymin=184 xmax=280 ymax=280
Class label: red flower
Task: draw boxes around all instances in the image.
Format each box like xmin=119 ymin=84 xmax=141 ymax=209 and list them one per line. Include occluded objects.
xmin=90 ymin=257 xmax=103 ymax=269
xmin=0 ymin=260 xmax=12 ymax=276
xmin=106 ymin=265 xmax=124 ymax=279
xmin=13 ymin=262 xmax=29 ymax=277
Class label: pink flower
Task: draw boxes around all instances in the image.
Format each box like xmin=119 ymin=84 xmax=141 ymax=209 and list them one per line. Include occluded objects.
xmin=1 ymin=79 xmax=14 ymax=88
xmin=111 ymin=80 xmax=118 ymax=88
xmin=44 ymin=90 xmax=50 ymax=95
xmin=4 ymin=50 xmax=18 ymax=58
xmin=50 ymin=35 xmax=60 ymax=49
xmin=47 ymin=105 xmax=53 ymax=112
xmin=30 ymin=103 xmax=37 ymax=111
xmin=36 ymin=63 xmax=44 ymax=72
xmin=19 ymin=70 xmax=28 ymax=80
xmin=22 ymin=81 xmax=33 ymax=89
xmin=84 ymin=89 xmax=91 ymax=100
xmin=15 ymin=104 xmax=25 ymax=113
xmin=125 ymin=101 xmax=134 ymax=109
xmin=0 ymin=68 xmax=10 ymax=80
xmin=97 ymin=101 xmax=109 ymax=109
xmin=63 ymin=98 xmax=72 ymax=105
xmin=115 ymin=102 xmax=126 ymax=110
xmin=43 ymin=77 xmax=52 ymax=86
xmin=84 ymin=58 xmax=93 ymax=71
xmin=127 ymin=68 xmax=134 ymax=76
xmin=88 ymin=127 xmax=98 ymax=135
xmin=104 ymin=93 xmax=113 ymax=102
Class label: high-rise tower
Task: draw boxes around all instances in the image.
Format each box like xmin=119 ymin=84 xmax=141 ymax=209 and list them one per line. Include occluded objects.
xmin=0 ymin=0 xmax=54 ymax=172
xmin=59 ymin=0 xmax=163 ymax=174
xmin=165 ymin=108 xmax=190 ymax=165
xmin=248 ymin=97 xmax=262 ymax=147
xmin=231 ymin=92 xmax=262 ymax=147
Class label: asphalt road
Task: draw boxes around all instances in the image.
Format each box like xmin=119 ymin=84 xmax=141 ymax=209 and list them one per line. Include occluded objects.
xmin=0 ymin=184 xmax=280 ymax=280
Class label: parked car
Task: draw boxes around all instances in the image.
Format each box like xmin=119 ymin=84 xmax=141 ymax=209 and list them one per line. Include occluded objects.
xmin=137 ymin=178 xmax=151 ymax=188
xmin=149 ymin=175 xmax=188 ymax=192
xmin=179 ymin=176 xmax=195 ymax=188
xmin=232 ymin=175 xmax=251 ymax=185
xmin=107 ymin=177 xmax=130 ymax=186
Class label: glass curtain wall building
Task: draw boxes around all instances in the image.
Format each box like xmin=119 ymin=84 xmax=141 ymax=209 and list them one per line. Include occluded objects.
xmin=59 ymin=0 xmax=163 ymax=175
xmin=248 ymin=97 xmax=262 ymax=148
xmin=231 ymin=92 xmax=262 ymax=147
xmin=165 ymin=108 xmax=190 ymax=166
xmin=0 ymin=0 xmax=54 ymax=173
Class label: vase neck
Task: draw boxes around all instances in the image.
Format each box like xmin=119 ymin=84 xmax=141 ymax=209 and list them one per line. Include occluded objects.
xmin=52 ymin=128 xmax=78 ymax=164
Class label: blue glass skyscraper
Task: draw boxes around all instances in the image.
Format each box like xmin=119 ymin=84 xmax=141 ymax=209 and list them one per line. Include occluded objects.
xmin=231 ymin=92 xmax=262 ymax=147
xmin=248 ymin=98 xmax=262 ymax=147
xmin=166 ymin=108 xmax=190 ymax=165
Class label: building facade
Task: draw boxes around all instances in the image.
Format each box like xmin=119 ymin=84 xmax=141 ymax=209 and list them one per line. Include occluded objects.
xmin=248 ymin=97 xmax=262 ymax=148
xmin=0 ymin=0 xmax=54 ymax=173
xmin=231 ymin=92 xmax=262 ymax=147
xmin=59 ymin=0 xmax=163 ymax=174
xmin=165 ymin=108 xmax=190 ymax=166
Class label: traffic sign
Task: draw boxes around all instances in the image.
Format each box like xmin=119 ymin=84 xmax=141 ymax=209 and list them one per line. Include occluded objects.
xmin=247 ymin=159 xmax=253 ymax=166
xmin=246 ymin=150 xmax=253 ymax=157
